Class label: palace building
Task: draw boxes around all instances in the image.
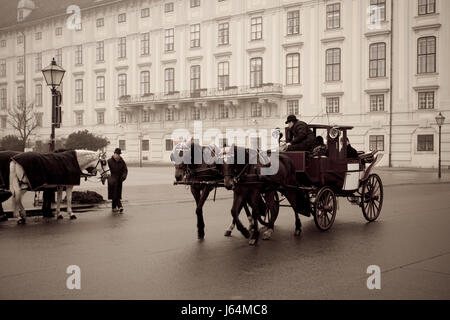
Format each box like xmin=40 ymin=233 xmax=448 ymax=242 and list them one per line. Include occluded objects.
xmin=0 ymin=0 xmax=449 ymax=167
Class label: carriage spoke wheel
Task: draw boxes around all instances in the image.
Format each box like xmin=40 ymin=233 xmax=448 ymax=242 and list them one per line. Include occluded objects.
xmin=361 ymin=174 xmax=383 ymax=222
xmin=257 ymin=192 xmax=279 ymax=227
xmin=313 ymin=187 xmax=337 ymax=231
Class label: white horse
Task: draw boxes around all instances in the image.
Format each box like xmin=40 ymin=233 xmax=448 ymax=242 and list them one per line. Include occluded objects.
xmin=9 ymin=150 xmax=110 ymax=224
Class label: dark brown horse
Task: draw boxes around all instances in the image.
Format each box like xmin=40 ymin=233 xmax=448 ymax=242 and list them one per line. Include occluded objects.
xmin=223 ymin=146 xmax=307 ymax=245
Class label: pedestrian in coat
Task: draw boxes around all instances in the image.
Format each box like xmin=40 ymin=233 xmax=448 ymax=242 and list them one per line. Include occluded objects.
xmin=108 ymin=148 xmax=128 ymax=213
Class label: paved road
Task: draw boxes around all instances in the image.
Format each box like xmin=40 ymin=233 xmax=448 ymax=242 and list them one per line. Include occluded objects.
xmin=0 ymin=177 xmax=449 ymax=299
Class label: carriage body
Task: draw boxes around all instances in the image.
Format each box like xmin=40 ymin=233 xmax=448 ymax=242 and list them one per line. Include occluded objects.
xmin=280 ymin=124 xmax=384 ymax=231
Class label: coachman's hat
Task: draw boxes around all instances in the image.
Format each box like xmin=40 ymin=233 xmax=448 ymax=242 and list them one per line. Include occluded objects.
xmin=285 ymin=115 xmax=298 ymax=124
xmin=114 ymin=148 xmax=122 ymax=155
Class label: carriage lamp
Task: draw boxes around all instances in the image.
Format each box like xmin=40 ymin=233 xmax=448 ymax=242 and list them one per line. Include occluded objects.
xmin=42 ymin=58 xmax=65 ymax=151
xmin=435 ymin=112 xmax=445 ymax=179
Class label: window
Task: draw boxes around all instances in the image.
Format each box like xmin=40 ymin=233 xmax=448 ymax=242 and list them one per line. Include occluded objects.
xmin=17 ymin=35 xmax=24 ymax=44
xmin=326 ymin=48 xmax=341 ymax=81
xmin=1 ymin=116 xmax=6 ymax=129
xmin=56 ymin=48 xmax=62 ymax=65
xmin=250 ymin=57 xmax=263 ymax=88
xmin=419 ymin=0 xmax=436 ymax=15
xmin=141 ymin=8 xmax=150 ymax=18
xmin=35 ymin=113 xmax=43 ymax=127
xmin=143 ymin=110 xmax=151 ymax=122
xmin=287 ymin=100 xmax=299 ymax=115
xmin=370 ymin=94 xmax=385 ymax=111
xmin=190 ymin=65 xmax=201 ymax=93
xmin=326 ymin=3 xmax=341 ymax=29
xmin=165 ymin=139 xmax=173 ymax=151
xmin=17 ymin=86 xmax=25 ymax=107
xmin=17 ymin=56 xmax=24 ymax=74
xmin=75 ymin=112 xmax=83 ymax=126
xmin=118 ymin=37 xmax=126 ymax=59
xmin=140 ymin=71 xmax=151 ymax=95
xmin=251 ymin=17 xmax=263 ymax=40
xmin=417 ymin=135 xmax=434 ymax=151
xmin=75 ymin=45 xmax=83 ymax=65
xmin=218 ymin=104 xmax=228 ymax=119
xmin=35 ymin=32 xmax=42 ymax=40
xmin=0 ymin=60 xmax=5 ymax=77
xmin=141 ymin=33 xmax=150 ymax=56
xmin=165 ymin=29 xmax=174 ymax=52
xmin=142 ymin=140 xmax=150 ymax=151
xmin=119 ymin=140 xmax=126 ymax=151
xmin=119 ymin=112 xmax=127 ymax=124
xmin=369 ymin=135 xmax=384 ymax=151
xmin=35 ymin=84 xmax=42 ymax=106
xmin=0 ymin=40 xmax=6 ymax=47
xmin=369 ymin=0 xmax=386 ymax=23
xmin=118 ymin=74 xmax=127 ymax=97
xmin=118 ymin=13 xmax=126 ymax=23
xmin=165 ymin=68 xmax=175 ymax=94
xmin=286 ymin=53 xmax=300 ymax=85
xmin=165 ymin=108 xmax=174 ymax=121
xmin=96 ymin=18 xmax=104 ymax=28
xmin=191 ymin=0 xmax=200 ymax=8
xmin=165 ymin=3 xmax=174 ymax=13
xmin=251 ymin=102 xmax=262 ymax=117
xmin=190 ymin=24 xmax=200 ymax=48
xmin=218 ymin=22 xmax=229 ymax=45
xmin=218 ymin=61 xmax=229 ymax=90
xmin=75 ymin=79 xmax=83 ymax=103
xmin=35 ymin=53 xmax=42 ymax=73
xmin=97 ymin=111 xmax=105 ymax=124
xmin=418 ymin=92 xmax=434 ymax=109
xmin=96 ymin=76 xmax=105 ymax=101
xmin=369 ymin=43 xmax=386 ymax=78
xmin=191 ymin=107 xmax=201 ymax=120
xmin=326 ymin=97 xmax=340 ymax=113
xmin=418 ymin=36 xmax=436 ymax=74
xmin=287 ymin=10 xmax=300 ymax=35
xmin=55 ymin=27 xmax=62 ymax=36
xmin=96 ymin=41 xmax=104 ymax=62
xmin=0 ymin=88 xmax=6 ymax=109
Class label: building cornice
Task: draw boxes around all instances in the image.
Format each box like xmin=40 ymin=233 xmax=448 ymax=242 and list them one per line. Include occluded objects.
xmin=282 ymin=41 xmax=304 ymax=49
xmin=364 ymin=30 xmax=391 ymax=38
xmin=321 ymin=36 xmax=345 ymax=44
xmin=412 ymin=23 xmax=441 ymax=32
xmin=322 ymin=91 xmax=344 ymax=97
xmin=413 ymin=85 xmax=440 ymax=92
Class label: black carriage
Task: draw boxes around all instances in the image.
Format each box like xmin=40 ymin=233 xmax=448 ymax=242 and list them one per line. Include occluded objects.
xmin=278 ymin=124 xmax=384 ymax=231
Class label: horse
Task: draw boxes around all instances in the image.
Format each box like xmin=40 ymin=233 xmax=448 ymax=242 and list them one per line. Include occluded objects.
xmin=172 ymin=141 xmax=256 ymax=240
xmin=9 ymin=149 xmax=110 ymax=224
xmin=222 ymin=145 xmax=307 ymax=245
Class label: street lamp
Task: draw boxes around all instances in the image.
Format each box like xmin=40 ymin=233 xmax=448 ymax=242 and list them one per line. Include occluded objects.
xmin=435 ymin=112 xmax=445 ymax=179
xmin=42 ymin=58 xmax=65 ymax=151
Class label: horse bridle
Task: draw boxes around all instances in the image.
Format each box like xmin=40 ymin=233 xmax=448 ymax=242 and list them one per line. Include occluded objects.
xmin=81 ymin=156 xmax=110 ymax=181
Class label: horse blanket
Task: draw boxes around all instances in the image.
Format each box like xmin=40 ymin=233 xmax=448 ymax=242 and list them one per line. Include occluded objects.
xmin=12 ymin=151 xmax=82 ymax=191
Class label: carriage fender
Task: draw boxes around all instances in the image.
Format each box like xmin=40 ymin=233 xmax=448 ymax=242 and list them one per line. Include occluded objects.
xmin=362 ymin=154 xmax=383 ymax=181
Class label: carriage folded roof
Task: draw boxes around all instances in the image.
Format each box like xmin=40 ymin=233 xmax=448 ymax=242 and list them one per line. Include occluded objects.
xmin=308 ymin=124 xmax=354 ymax=130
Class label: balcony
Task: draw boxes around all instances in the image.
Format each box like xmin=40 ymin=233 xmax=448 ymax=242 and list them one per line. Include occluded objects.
xmin=118 ymin=83 xmax=283 ymax=107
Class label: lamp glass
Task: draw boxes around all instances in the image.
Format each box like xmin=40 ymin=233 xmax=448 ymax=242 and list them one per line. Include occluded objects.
xmin=435 ymin=113 xmax=445 ymax=127
xmin=41 ymin=59 xmax=65 ymax=87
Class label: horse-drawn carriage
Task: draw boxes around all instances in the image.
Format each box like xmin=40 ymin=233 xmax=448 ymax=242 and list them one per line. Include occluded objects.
xmin=279 ymin=124 xmax=384 ymax=231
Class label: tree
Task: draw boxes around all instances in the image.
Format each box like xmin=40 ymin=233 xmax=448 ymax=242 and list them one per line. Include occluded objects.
xmin=0 ymin=135 xmax=23 ymax=151
xmin=65 ymin=130 xmax=109 ymax=151
xmin=7 ymin=102 xmax=39 ymax=151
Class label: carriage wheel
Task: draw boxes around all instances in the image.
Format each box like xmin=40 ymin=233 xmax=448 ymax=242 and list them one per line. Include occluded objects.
xmin=313 ymin=187 xmax=337 ymax=231
xmin=361 ymin=174 xmax=383 ymax=222
xmin=257 ymin=192 xmax=279 ymax=227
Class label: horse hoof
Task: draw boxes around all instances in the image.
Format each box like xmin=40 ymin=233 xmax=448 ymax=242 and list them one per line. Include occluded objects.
xmin=249 ymin=239 xmax=257 ymax=246
xmin=294 ymin=229 xmax=302 ymax=236
xmin=57 ymin=215 xmax=63 ymax=220
xmin=242 ymin=229 xmax=250 ymax=239
xmin=17 ymin=218 xmax=26 ymax=225
xmin=262 ymin=229 xmax=273 ymax=240
xmin=197 ymin=230 xmax=205 ymax=240
xmin=224 ymin=230 xmax=232 ymax=237
xmin=70 ymin=215 xmax=77 ymax=220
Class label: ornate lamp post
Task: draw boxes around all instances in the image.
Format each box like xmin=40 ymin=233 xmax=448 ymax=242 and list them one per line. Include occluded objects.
xmin=41 ymin=58 xmax=65 ymax=151
xmin=435 ymin=112 xmax=445 ymax=179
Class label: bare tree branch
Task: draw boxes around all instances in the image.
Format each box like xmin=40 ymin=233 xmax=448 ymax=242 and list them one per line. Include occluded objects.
xmin=7 ymin=102 xmax=38 ymax=150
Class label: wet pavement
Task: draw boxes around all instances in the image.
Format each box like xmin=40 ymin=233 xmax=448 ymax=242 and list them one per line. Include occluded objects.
xmin=0 ymin=167 xmax=449 ymax=299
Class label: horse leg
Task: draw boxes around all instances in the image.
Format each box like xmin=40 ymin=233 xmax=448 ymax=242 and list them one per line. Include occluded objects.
xmin=262 ymin=192 xmax=279 ymax=240
xmin=56 ymin=187 xmax=63 ymax=219
xmin=284 ymin=190 xmax=302 ymax=236
xmin=16 ymin=190 xmax=27 ymax=224
xmin=224 ymin=200 xmax=252 ymax=237
xmin=248 ymin=189 xmax=261 ymax=246
xmin=224 ymin=220 xmax=235 ymax=237
xmin=66 ymin=186 xmax=76 ymax=220
xmin=230 ymin=190 xmax=250 ymax=239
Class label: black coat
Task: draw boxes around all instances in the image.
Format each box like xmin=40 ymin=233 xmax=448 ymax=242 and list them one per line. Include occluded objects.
xmin=287 ymin=120 xmax=315 ymax=151
xmin=107 ymin=157 xmax=128 ymax=200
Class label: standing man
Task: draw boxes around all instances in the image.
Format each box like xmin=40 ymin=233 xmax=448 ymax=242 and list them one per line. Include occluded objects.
xmin=108 ymin=148 xmax=128 ymax=213
xmin=285 ymin=115 xmax=315 ymax=152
